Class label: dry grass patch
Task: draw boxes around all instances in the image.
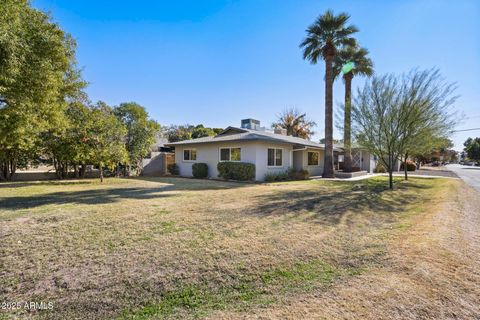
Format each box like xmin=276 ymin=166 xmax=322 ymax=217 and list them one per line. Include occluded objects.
xmin=0 ymin=176 xmax=449 ymax=319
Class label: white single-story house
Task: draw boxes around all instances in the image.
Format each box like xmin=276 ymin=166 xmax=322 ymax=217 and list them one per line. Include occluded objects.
xmin=165 ymin=119 xmax=378 ymax=181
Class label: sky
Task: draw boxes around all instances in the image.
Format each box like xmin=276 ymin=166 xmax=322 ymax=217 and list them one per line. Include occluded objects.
xmin=32 ymin=0 xmax=480 ymax=151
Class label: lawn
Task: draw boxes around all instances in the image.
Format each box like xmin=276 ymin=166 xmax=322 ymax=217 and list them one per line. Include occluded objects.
xmin=0 ymin=176 xmax=453 ymax=319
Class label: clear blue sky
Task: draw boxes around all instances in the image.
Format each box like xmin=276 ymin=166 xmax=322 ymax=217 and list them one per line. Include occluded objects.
xmin=32 ymin=0 xmax=480 ymax=150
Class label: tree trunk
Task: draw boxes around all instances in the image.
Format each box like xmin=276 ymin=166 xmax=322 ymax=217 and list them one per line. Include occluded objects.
xmin=343 ymin=73 xmax=353 ymax=173
xmin=389 ymin=169 xmax=393 ymax=189
xmin=80 ymin=164 xmax=86 ymax=178
xmin=404 ymin=153 xmax=408 ymax=181
xmin=74 ymin=164 xmax=79 ymax=178
xmin=99 ymin=164 xmax=104 ymax=183
xmin=1 ymin=157 xmax=16 ymax=182
xmin=1 ymin=162 xmax=8 ymax=181
xmin=388 ymin=156 xmax=394 ymax=189
xmin=322 ymin=50 xmax=335 ymax=178
xmin=0 ymin=163 xmax=5 ymax=182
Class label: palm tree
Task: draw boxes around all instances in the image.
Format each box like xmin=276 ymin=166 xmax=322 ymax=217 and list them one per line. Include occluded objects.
xmin=333 ymin=46 xmax=373 ymax=172
xmin=272 ymin=107 xmax=316 ymax=139
xmin=300 ymin=10 xmax=358 ymax=178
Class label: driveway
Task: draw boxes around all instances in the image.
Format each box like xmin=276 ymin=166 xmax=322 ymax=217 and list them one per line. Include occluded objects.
xmin=446 ymin=164 xmax=480 ymax=192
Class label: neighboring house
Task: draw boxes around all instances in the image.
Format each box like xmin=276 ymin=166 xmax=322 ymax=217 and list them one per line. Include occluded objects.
xmin=165 ymin=119 xmax=377 ymax=181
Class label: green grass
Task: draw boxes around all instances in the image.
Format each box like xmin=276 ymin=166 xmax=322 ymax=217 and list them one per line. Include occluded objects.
xmin=121 ymin=259 xmax=346 ymax=319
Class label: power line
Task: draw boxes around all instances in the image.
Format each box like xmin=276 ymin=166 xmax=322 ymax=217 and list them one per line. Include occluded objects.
xmin=451 ymin=127 xmax=480 ymax=133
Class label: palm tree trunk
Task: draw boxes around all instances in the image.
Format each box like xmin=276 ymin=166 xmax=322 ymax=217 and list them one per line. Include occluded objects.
xmin=322 ymin=52 xmax=335 ymax=178
xmin=343 ymin=73 xmax=353 ymax=172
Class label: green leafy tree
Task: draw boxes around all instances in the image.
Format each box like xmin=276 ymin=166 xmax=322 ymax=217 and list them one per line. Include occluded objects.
xmin=165 ymin=125 xmax=193 ymax=142
xmin=65 ymin=102 xmax=96 ymax=178
xmin=114 ymin=102 xmax=160 ymax=175
xmin=333 ymin=46 xmax=373 ymax=172
xmin=352 ymin=70 xmax=457 ymax=189
xmin=411 ymin=136 xmax=453 ymax=168
xmin=0 ymin=0 xmax=82 ymax=181
xmin=191 ymin=125 xmax=220 ymax=139
xmin=272 ymin=108 xmax=316 ymax=139
xmin=464 ymin=137 xmax=480 ymax=161
xmin=88 ymin=102 xmax=128 ymax=182
xmin=396 ymin=70 xmax=457 ymax=180
xmin=165 ymin=124 xmax=221 ymax=142
xmin=300 ymin=10 xmax=358 ymax=178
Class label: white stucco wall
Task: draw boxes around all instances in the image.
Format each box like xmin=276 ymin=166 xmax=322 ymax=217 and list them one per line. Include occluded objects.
xmin=294 ymin=148 xmax=324 ymax=176
xmin=360 ymin=151 xmax=379 ymax=173
xmin=173 ymin=140 xmax=293 ymax=181
xmin=253 ymin=141 xmax=293 ymax=180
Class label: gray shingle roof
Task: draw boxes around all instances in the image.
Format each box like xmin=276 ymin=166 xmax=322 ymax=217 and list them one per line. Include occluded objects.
xmin=165 ymin=127 xmax=343 ymax=151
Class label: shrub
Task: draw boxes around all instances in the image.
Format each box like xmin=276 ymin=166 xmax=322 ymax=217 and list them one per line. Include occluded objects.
xmin=374 ymin=163 xmax=386 ymax=173
xmin=400 ymin=160 xmax=416 ymax=171
xmin=288 ymin=168 xmax=310 ymax=180
xmin=265 ymin=169 xmax=310 ymax=182
xmin=264 ymin=173 xmax=276 ymax=182
xmin=217 ymin=162 xmax=255 ymax=181
xmin=192 ymin=163 xmax=208 ymax=178
xmin=265 ymin=171 xmax=289 ymax=182
xmin=167 ymin=163 xmax=179 ymax=175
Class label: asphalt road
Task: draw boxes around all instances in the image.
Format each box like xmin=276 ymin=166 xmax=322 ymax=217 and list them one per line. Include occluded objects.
xmin=446 ymin=164 xmax=480 ymax=193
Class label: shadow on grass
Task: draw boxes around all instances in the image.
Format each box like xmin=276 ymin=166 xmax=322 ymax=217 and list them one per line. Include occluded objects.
xmin=131 ymin=176 xmax=252 ymax=190
xmin=249 ymin=178 xmax=433 ymax=225
xmin=0 ymin=177 xmax=248 ymax=211
xmin=0 ymin=180 xmax=96 ymax=189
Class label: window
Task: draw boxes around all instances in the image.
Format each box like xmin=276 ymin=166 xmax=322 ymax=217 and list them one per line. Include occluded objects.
xmin=308 ymin=151 xmax=319 ymax=166
xmin=183 ymin=149 xmax=197 ymax=161
xmin=231 ymin=148 xmax=241 ymax=161
xmin=267 ymin=148 xmax=283 ymax=166
xmin=219 ymin=148 xmax=241 ymax=162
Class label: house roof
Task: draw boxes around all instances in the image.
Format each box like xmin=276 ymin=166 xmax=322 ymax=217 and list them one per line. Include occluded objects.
xmin=165 ymin=126 xmax=343 ymax=151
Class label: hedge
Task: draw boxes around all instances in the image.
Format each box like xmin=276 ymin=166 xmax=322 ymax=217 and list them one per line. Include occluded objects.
xmin=192 ymin=163 xmax=208 ymax=178
xmin=217 ymin=162 xmax=255 ymax=181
